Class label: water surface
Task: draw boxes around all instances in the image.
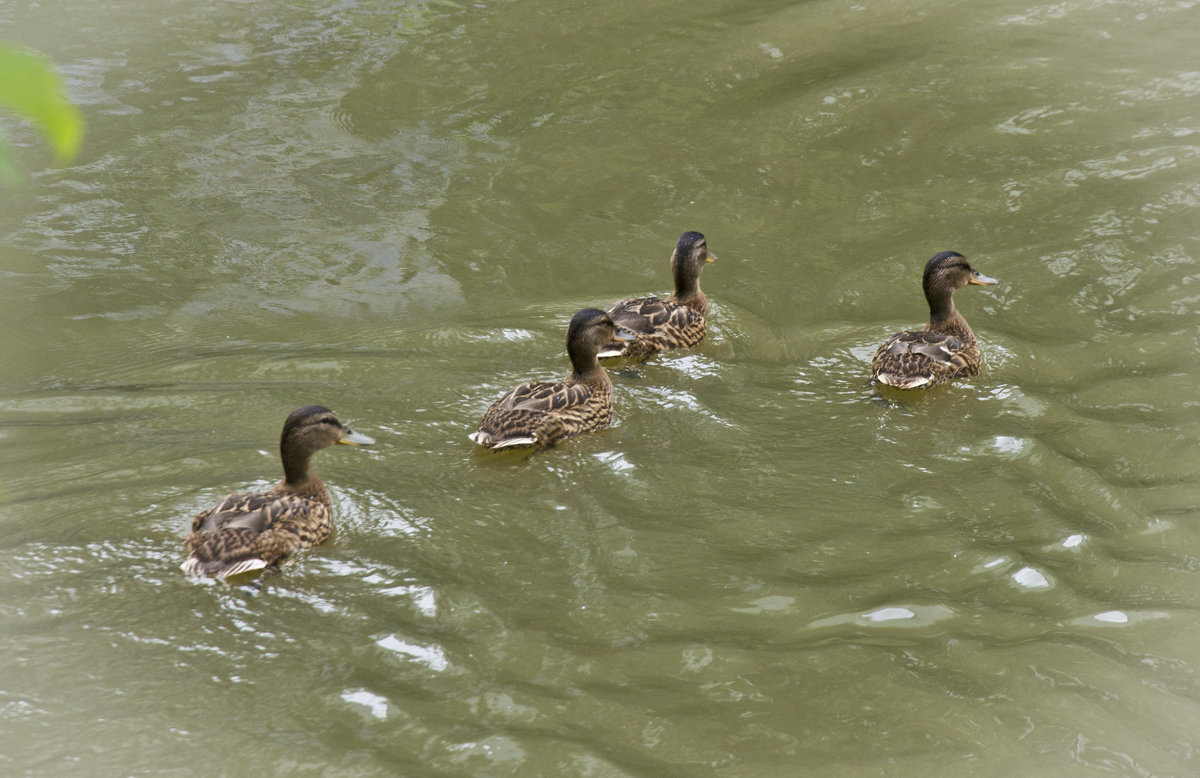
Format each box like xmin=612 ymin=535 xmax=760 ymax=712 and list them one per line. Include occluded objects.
xmin=2 ymin=0 xmax=1199 ymax=775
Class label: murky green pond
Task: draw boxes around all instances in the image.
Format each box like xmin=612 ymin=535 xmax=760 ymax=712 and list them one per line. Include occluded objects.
xmin=3 ymin=0 xmax=1199 ymax=774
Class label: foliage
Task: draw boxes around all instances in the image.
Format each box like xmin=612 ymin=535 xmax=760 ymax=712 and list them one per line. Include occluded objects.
xmin=0 ymin=44 xmax=85 ymax=183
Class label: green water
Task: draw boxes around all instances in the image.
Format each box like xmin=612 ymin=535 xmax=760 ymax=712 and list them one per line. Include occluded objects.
xmin=3 ymin=0 xmax=1199 ymax=775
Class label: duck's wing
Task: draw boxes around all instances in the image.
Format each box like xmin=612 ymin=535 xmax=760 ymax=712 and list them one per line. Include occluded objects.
xmin=190 ymin=491 xmax=273 ymax=534
xmin=489 ymin=380 xmax=594 ymax=413
xmin=605 ymin=295 xmax=674 ymax=334
xmin=877 ymin=330 xmax=967 ymax=359
xmin=601 ymin=296 xmax=703 ymax=357
xmin=871 ymin=330 xmax=972 ymax=388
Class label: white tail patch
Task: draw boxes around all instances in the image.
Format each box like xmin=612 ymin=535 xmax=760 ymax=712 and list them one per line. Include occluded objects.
xmin=489 ymin=436 xmax=538 ymax=449
xmin=877 ymin=373 xmax=932 ymax=389
xmin=219 ymin=558 xmax=270 ymax=577
xmin=181 ymin=556 xmax=269 ymax=578
xmin=470 ymin=431 xmax=537 ymax=449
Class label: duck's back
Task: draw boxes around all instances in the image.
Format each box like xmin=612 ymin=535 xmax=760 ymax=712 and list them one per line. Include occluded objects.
xmin=871 ymin=327 xmax=980 ymax=389
xmin=472 ymin=377 xmax=611 ymax=448
xmin=183 ymin=484 xmax=333 ymax=577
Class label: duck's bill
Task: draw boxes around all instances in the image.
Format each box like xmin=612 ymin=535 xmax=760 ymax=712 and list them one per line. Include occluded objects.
xmin=969 ymin=271 xmax=998 ymax=286
xmin=338 ymin=428 xmax=376 ymax=446
xmin=705 ymin=253 xmax=717 ymax=263
xmin=614 ymin=327 xmax=638 ymax=342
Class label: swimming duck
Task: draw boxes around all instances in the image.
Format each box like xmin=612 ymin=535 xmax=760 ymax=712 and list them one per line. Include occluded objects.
xmin=871 ymin=251 xmax=998 ymax=389
xmin=181 ymin=405 xmax=373 ymax=578
xmin=470 ymin=308 xmax=636 ymax=449
xmin=598 ymin=231 xmax=716 ymax=359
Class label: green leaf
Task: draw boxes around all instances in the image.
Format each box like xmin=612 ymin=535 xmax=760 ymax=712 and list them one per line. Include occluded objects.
xmin=0 ymin=44 xmax=85 ymax=165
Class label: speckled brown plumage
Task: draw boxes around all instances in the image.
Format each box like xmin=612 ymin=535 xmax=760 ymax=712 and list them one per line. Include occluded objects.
xmin=181 ymin=405 xmax=372 ymax=578
xmin=600 ymin=231 xmax=715 ymax=360
xmin=871 ymin=251 xmax=999 ymax=389
xmin=470 ymin=308 xmax=634 ymax=450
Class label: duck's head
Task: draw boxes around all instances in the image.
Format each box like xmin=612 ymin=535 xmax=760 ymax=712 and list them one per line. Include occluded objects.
xmin=567 ymin=308 xmax=635 ymax=373
xmin=922 ymin=251 xmax=997 ymax=313
xmin=670 ymin=231 xmax=715 ymax=296
xmin=280 ymin=405 xmax=373 ymax=482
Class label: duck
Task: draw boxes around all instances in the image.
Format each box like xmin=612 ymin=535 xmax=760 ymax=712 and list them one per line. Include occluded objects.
xmin=598 ymin=231 xmax=716 ymax=359
xmin=871 ymin=251 xmax=998 ymax=389
xmin=470 ymin=308 xmax=636 ymax=450
xmin=181 ymin=405 xmax=374 ymax=578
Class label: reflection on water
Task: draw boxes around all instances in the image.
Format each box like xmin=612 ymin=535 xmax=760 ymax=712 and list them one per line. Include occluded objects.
xmin=3 ymin=0 xmax=1200 ymax=774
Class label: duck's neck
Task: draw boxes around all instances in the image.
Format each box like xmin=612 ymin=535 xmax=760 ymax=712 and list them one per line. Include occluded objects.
xmin=672 ymin=268 xmax=703 ymax=303
xmin=281 ymin=446 xmax=317 ymax=489
xmin=570 ymin=351 xmax=609 ymax=386
xmin=926 ymin=300 xmax=976 ymax=342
